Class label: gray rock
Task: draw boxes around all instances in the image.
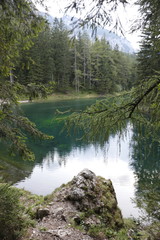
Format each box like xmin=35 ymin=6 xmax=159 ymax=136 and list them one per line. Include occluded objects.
xmin=67 ymin=186 xmax=85 ymax=201
xmin=36 ymin=208 xmax=50 ymax=220
xmin=73 ymin=214 xmax=82 ymax=225
xmin=65 ymin=169 xmax=123 ymax=229
xmin=53 ymin=207 xmax=64 ymax=216
xmin=78 ymin=169 xmax=96 ymax=180
xmin=30 ymin=169 xmax=123 ymax=240
xmin=84 ymin=215 xmax=101 ymax=226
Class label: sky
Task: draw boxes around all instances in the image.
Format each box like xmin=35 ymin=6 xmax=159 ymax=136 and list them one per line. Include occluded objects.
xmin=36 ymin=0 xmax=142 ymax=50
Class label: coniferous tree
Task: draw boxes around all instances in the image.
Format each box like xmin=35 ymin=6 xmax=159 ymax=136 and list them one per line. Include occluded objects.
xmin=15 ymin=25 xmax=54 ymax=86
xmin=81 ymin=33 xmax=92 ymax=89
xmin=65 ymin=0 xmax=160 ymax=149
xmin=91 ymin=38 xmax=116 ymax=93
xmin=71 ymin=32 xmax=93 ymax=92
xmin=0 ymin=0 xmax=52 ymax=160
xmin=51 ymin=18 xmax=71 ymax=92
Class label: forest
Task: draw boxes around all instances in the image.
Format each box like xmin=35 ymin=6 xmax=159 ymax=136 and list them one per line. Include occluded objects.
xmin=14 ymin=18 xmax=137 ymax=95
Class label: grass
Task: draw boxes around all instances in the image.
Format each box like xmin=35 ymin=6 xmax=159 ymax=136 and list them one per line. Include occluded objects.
xmin=18 ymin=91 xmax=103 ymax=103
xmin=47 ymin=92 xmax=100 ymax=100
xmin=1 ymin=183 xmax=159 ymax=240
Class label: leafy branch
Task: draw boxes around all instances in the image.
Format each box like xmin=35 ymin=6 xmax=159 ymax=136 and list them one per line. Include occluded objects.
xmin=66 ymin=72 xmax=160 ymax=143
xmin=65 ymin=0 xmax=128 ymax=35
xmin=0 ymin=82 xmax=53 ymax=160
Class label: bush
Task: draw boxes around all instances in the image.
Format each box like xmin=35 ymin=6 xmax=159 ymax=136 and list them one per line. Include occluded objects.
xmin=0 ymin=184 xmax=26 ymax=240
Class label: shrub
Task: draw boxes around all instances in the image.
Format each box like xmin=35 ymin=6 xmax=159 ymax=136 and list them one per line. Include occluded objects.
xmin=0 ymin=184 xmax=26 ymax=240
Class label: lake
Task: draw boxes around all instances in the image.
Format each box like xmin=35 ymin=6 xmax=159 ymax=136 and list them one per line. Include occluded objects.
xmin=0 ymin=98 xmax=159 ymax=219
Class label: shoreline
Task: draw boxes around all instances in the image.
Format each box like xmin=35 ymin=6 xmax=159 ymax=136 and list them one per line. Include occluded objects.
xmin=10 ymin=171 xmax=160 ymax=240
xmin=18 ymin=93 xmax=103 ymax=103
xmin=18 ymin=91 xmax=128 ymax=104
xmin=18 ymin=100 xmax=30 ymax=103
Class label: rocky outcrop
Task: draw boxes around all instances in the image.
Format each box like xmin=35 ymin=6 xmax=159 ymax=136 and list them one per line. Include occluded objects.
xmin=27 ymin=169 xmax=123 ymax=240
xmin=65 ymin=169 xmax=123 ymax=229
xmin=36 ymin=208 xmax=50 ymax=220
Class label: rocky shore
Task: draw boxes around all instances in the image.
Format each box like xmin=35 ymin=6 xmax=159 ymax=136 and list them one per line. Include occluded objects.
xmin=23 ymin=169 xmax=123 ymax=240
xmin=20 ymin=169 xmax=160 ymax=240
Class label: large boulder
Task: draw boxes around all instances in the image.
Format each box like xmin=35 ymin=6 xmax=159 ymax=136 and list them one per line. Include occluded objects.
xmin=65 ymin=169 xmax=123 ymax=230
xmin=29 ymin=169 xmax=124 ymax=240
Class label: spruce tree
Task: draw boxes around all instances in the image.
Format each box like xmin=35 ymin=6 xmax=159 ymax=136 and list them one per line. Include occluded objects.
xmin=0 ymin=0 xmax=52 ymax=160
xmin=51 ymin=18 xmax=71 ymax=92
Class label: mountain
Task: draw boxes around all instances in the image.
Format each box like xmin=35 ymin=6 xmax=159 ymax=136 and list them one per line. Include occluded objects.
xmin=96 ymin=28 xmax=135 ymax=54
xmin=41 ymin=13 xmax=135 ymax=54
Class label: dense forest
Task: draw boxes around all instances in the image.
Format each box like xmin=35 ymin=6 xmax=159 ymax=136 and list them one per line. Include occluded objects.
xmin=13 ymin=18 xmax=137 ymax=95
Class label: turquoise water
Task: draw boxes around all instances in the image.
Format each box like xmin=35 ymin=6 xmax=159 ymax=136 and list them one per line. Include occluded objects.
xmin=0 ymin=98 xmax=159 ymax=219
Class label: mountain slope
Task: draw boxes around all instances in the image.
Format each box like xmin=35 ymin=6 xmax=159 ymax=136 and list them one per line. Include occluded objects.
xmin=41 ymin=13 xmax=135 ymax=54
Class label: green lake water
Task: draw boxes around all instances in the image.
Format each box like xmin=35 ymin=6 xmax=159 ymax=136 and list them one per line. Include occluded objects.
xmin=0 ymin=98 xmax=159 ymax=219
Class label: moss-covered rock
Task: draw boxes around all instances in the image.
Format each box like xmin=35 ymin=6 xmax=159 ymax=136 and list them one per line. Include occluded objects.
xmin=20 ymin=169 xmax=160 ymax=240
xmin=51 ymin=169 xmax=124 ymax=238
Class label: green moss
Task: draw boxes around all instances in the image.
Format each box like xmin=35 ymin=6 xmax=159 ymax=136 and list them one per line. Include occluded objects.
xmin=14 ymin=188 xmax=45 ymax=219
xmin=80 ymin=210 xmax=95 ymax=219
xmin=70 ymin=218 xmax=85 ymax=232
xmin=88 ymin=224 xmax=106 ymax=238
xmin=44 ymin=182 xmax=70 ymax=202
xmin=39 ymin=227 xmax=48 ymax=232
xmin=0 ymin=164 xmax=6 ymax=170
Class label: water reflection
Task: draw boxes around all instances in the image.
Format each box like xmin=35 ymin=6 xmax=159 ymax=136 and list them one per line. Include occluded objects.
xmin=16 ymin=125 xmax=140 ymax=218
xmin=130 ymin=124 xmax=160 ymax=220
xmin=0 ymin=98 xmax=159 ymax=219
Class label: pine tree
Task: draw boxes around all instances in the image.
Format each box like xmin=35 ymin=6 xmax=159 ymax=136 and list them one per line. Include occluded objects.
xmin=91 ymin=38 xmax=116 ymax=94
xmin=15 ymin=25 xmax=54 ymax=86
xmin=0 ymin=0 xmax=52 ymax=160
xmin=51 ymin=18 xmax=71 ymax=92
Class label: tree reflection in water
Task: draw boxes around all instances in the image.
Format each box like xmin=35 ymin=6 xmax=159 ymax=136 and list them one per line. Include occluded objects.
xmin=130 ymin=123 xmax=160 ymax=221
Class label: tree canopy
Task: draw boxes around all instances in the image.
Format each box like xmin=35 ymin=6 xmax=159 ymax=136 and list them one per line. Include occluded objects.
xmin=0 ymin=0 xmax=52 ymax=160
xmin=15 ymin=20 xmax=136 ymax=94
xmin=65 ymin=0 xmax=160 ymax=142
xmin=0 ymin=0 xmax=46 ymax=76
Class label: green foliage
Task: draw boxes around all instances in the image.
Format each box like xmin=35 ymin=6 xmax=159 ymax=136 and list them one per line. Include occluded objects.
xmin=15 ymin=19 xmax=137 ymax=95
xmin=65 ymin=0 xmax=127 ymax=35
xmin=0 ymin=81 xmax=53 ymax=160
xmin=0 ymin=0 xmax=45 ymax=76
xmin=65 ymin=0 xmax=160 ymax=120
xmin=0 ymin=1 xmax=54 ymax=160
xmin=0 ymin=184 xmax=47 ymax=240
xmin=0 ymin=184 xmax=26 ymax=240
xmin=131 ymin=122 xmax=160 ymax=221
xmin=137 ymin=0 xmax=160 ymax=83
xmin=19 ymin=189 xmax=45 ymax=219
xmin=25 ymin=83 xmax=48 ymax=101
xmin=66 ymin=69 xmax=160 ymax=144
xmin=66 ymin=93 xmax=130 ymax=143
